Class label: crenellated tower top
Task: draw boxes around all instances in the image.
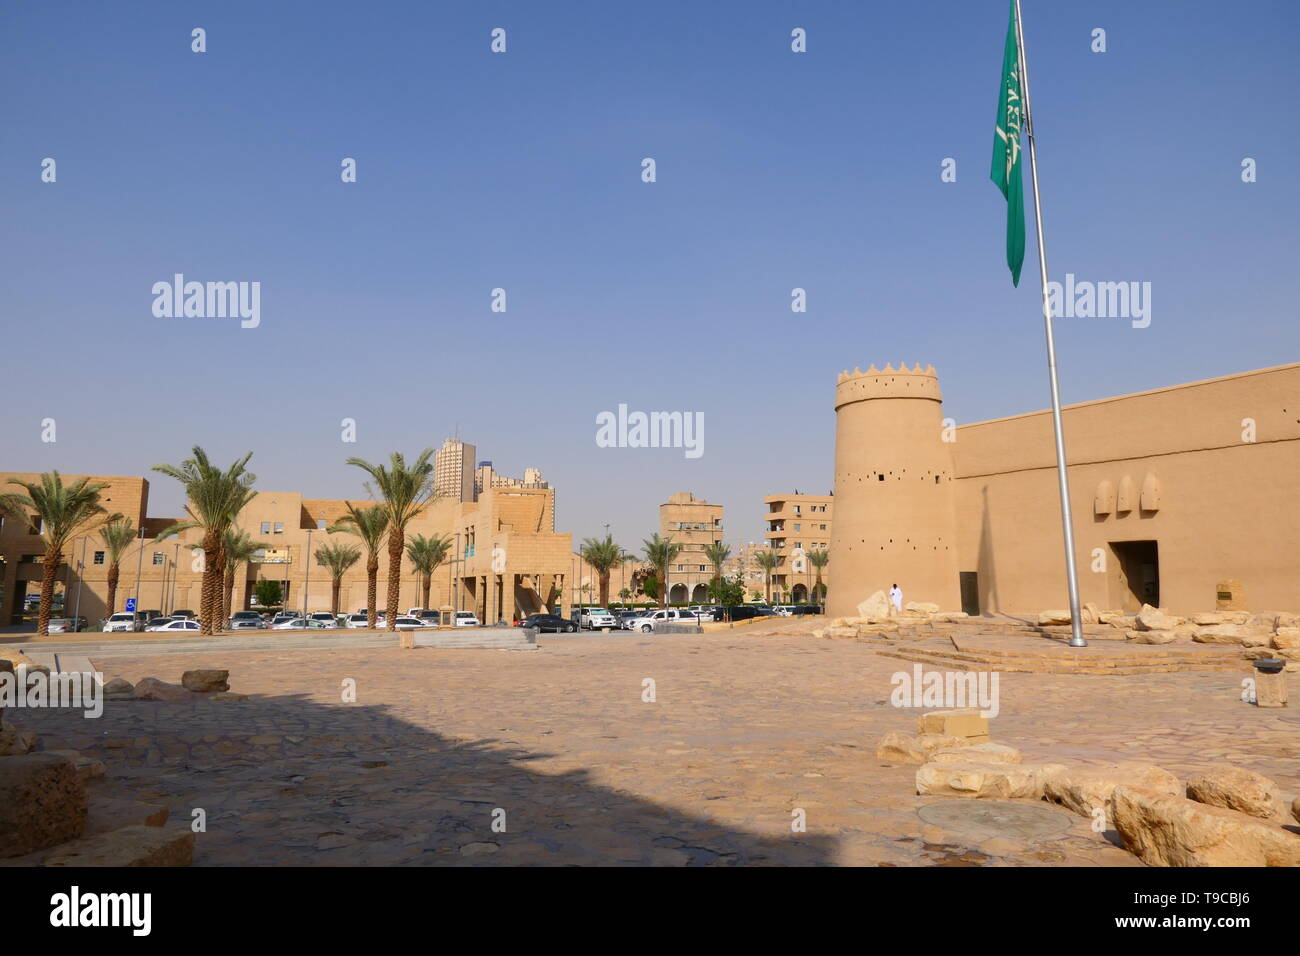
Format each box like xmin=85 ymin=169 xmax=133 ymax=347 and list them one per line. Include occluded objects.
xmin=834 ymin=363 xmax=942 ymax=409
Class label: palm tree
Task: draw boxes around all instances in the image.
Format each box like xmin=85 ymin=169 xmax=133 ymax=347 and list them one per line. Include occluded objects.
xmin=345 ymin=450 xmax=435 ymax=631
xmin=315 ymin=541 xmax=362 ymax=616
xmin=405 ymin=533 xmax=452 ymax=613
xmin=1 ymin=473 xmax=118 ymax=636
xmin=755 ymin=549 xmax=781 ymax=604
xmin=152 ymin=447 xmax=255 ymax=635
xmin=703 ymin=541 xmax=731 ymax=604
xmin=579 ymin=534 xmax=623 ymax=607
xmin=329 ymin=502 xmax=389 ymax=627
xmin=98 ymin=517 xmax=138 ymax=615
xmin=222 ymin=528 xmax=268 ymax=624
xmin=808 ymin=549 xmax=830 ymax=604
xmin=641 ymin=533 xmax=682 ymax=609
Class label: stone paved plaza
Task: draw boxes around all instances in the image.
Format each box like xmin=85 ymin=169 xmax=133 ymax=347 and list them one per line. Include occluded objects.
xmin=6 ymin=619 xmax=1297 ymax=866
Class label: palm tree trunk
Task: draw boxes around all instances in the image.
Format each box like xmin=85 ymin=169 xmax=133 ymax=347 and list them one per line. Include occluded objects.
xmin=37 ymin=547 xmax=61 ymax=636
xmin=331 ymin=579 xmax=341 ymax=616
xmin=224 ymin=566 xmax=236 ymax=624
xmin=386 ymin=532 xmax=403 ymax=631
xmin=421 ymin=574 xmax=431 ymax=612
xmin=106 ymin=563 xmax=120 ymax=615
xmin=200 ymin=530 xmax=221 ymax=635
xmin=659 ymin=564 xmax=667 ymax=609
xmin=366 ymin=552 xmax=379 ymax=628
xmin=599 ymin=571 xmax=609 ymax=607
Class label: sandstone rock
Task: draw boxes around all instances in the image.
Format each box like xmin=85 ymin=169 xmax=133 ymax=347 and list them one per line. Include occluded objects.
xmin=1082 ymin=602 xmax=1101 ymax=624
xmin=44 ymin=825 xmax=194 ymax=867
xmin=1272 ymin=627 xmax=1300 ymax=650
xmin=824 ymin=625 xmax=857 ymax=639
xmin=0 ymin=754 xmax=87 ymax=858
xmin=1098 ymin=611 xmax=1129 ymax=626
xmin=1275 ymin=613 xmax=1300 ymax=630
xmin=209 ymin=692 xmax=249 ymax=702
xmin=1293 ymin=796 xmax=1300 ymax=825
xmin=876 ymin=731 xmax=974 ymax=764
xmin=917 ymin=708 xmax=989 ymax=739
xmin=916 ymin=761 xmax=1067 ymax=800
xmin=1135 ymin=604 xmax=1184 ymax=631
xmin=1185 ymin=765 xmax=1288 ymax=820
xmin=45 ymin=750 xmax=106 ymax=783
xmin=856 ymin=591 xmax=891 ymax=621
xmin=1110 ymin=785 xmax=1300 ymax=867
xmin=1191 ymin=610 xmax=1249 ymax=626
xmin=0 ymin=721 xmax=38 ymax=755
xmin=928 ymin=742 xmax=1021 ymax=764
xmin=181 ymin=669 xmax=229 ymax=693
xmin=931 ymin=611 xmax=969 ymax=623
xmin=1192 ymin=625 xmax=1272 ymax=647
xmin=1038 ymin=610 xmax=1071 ymax=626
xmin=1126 ymin=628 xmax=1180 ymax=645
xmin=904 ymin=601 xmax=940 ymax=615
xmin=101 ymin=677 xmax=136 ymax=700
xmin=134 ymin=677 xmax=199 ymax=702
xmin=1044 ymin=763 xmax=1181 ymax=826
xmin=85 ymin=797 xmax=169 ymax=835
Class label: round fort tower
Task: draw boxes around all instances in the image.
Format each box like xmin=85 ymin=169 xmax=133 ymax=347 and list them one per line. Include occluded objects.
xmin=827 ymin=363 xmax=961 ymax=617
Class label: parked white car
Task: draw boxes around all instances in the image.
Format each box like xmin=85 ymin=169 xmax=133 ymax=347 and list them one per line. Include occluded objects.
xmin=773 ymin=605 xmax=797 ymax=617
xmin=453 ymin=611 xmax=480 ymax=627
xmin=271 ymin=618 xmax=331 ymax=630
xmin=627 ymin=608 xmax=692 ymax=632
xmin=345 ymin=613 xmax=371 ymax=628
xmin=308 ymin=612 xmax=339 ymax=628
xmin=150 ymin=619 xmax=200 ymax=633
xmin=102 ymin=612 xmax=143 ymax=633
xmin=579 ymin=607 xmax=617 ymax=630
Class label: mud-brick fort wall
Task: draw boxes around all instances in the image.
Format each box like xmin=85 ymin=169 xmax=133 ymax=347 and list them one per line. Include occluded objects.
xmin=829 ymin=362 xmax=1300 ymax=617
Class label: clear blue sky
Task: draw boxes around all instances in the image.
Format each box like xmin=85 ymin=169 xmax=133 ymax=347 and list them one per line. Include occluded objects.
xmin=2 ymin=0 xmax=1296 ymax=549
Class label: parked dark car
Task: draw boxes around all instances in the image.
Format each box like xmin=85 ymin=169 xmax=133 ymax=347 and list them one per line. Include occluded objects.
xmin=710 ymin=605 xmax=761 ymax=622
xmin=172 ymin=609 xmax=197 ymax=620
xmin=519 ymin=613 xmax=578 ymax=633
xmin=752 ymin=606 xmax=778 ymax=616
xmin=790 ymin=604 xmax=824 ymax=615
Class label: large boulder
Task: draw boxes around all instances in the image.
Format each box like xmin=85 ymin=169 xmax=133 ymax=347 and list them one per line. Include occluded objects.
xmin=1185 ymin=765 xmax=1288 ymax=820
xmin=102 ymin=677 xmax=136 ymax=700
xmin=0 ymin=721 xmax=38 ymax=756
xmin=1272 ymin=627 xmax=1300 ymax=650
xmin=1111 ymin=785 xmax=1300 ymax=867
xmin=1191 ymin=611 xmax=1249 ymax=626
xmin=916 ymin=761 xmax=1066 ymax=800
xmin=181 ymin=669 xmax=230 ymax=693
xmin=0 ymin=754 xmax=88 ymax=858
xmin=927 ymin=742 xmax=1021 ymax=764
xmin=904 ymin=601 xmax=940 ymax=615
xmin=134 ymin=677 xmax=200 ymax=702
xmin=1044 ymin=763 xmax=1181 ymax=826
xmin=44 ymin=826 xmax=194 ymax=867
xmin=1135 ymin=604 xmax=1184 ymax=631
xmin=1192 ymin=625 xmax=1272 ymax=647
xmin=1126 ymin=629 xmax=1180 ymax=645
xmin=876 ymin=732 xmax=974 ymax=764
xmin=856 ymin=591 xmax=892 ymax=621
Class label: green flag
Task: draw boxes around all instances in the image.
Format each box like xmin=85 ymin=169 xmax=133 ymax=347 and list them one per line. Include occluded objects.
xmin=990 ymin=0 xmax=1026 ymax=286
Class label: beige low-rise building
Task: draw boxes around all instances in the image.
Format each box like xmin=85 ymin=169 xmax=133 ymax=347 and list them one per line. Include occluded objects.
xmin=659 ymin=492 xmax=724 ymax=604
xmin=1 ymin=458 xmax=572 ymax=626
xmin=763 ymin=493 xmax=833 ymax=603
xmin=827 ymin=362 xmax=1300 ymax=618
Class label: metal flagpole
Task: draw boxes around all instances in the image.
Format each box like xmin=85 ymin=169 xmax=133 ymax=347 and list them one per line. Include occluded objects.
xmin=1014 ymin=0 xmax=1085 ymax=647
